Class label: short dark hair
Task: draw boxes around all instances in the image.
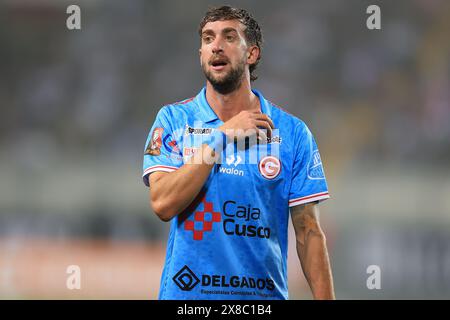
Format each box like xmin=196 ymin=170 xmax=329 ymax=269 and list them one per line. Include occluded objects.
xmin=198 ymin=5 xmax=263 ymax=81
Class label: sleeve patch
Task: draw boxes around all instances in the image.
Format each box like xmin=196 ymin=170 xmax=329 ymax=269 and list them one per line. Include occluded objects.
xmin=307 ymin=150 xmax=325 ymax=180
xmin=145 ymin=127 xmax=164 ymax=156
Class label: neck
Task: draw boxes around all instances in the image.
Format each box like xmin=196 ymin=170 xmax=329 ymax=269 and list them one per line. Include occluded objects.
xmin=205 ymin=79 xmax=260 ymax=122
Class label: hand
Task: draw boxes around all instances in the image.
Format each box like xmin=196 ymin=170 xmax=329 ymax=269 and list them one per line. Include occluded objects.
xmin=218 ymin=110 xmax=274 ymax=142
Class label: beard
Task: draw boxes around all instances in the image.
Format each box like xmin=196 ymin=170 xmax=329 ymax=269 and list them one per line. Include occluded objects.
xmin=202 ymin=56 xmax=246 ymax=95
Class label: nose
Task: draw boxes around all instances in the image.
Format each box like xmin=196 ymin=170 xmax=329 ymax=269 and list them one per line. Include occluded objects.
xmin=211 ymin=37 xmax=224 ymax=54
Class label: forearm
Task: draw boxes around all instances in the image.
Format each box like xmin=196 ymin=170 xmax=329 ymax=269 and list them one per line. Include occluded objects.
xmin=150 ymin=144 xmax=217 ymax=220
xmin=297 ymin=231 xmax=335 ymax=300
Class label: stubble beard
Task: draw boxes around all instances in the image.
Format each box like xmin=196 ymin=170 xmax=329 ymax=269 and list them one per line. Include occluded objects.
xmin=202 ymin=57 xmax=246 ymax=95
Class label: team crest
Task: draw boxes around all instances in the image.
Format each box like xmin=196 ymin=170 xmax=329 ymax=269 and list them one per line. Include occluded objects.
xmin=145 ymin=127 xmax=164 ymax=156
xmin=258 ymin=156 xmax=281 ymax=180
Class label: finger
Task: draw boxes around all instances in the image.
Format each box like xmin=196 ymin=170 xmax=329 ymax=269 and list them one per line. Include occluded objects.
xmin=254 ymin=114 xmax=275 ymax=129
xmin=255 ymin=120 xmax=272 ymax=140
xmin=248 ymin=109 xmax=262 ymax=115
xmin=256 ymin=128 xmax=268 ymax=143
xmin=255 ymin=120 xmax=272 ymax=133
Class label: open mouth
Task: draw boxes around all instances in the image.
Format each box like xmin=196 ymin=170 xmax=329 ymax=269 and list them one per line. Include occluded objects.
xmin=210 ymin=57 xmax=229 ymax=70
xmin=211 ymin=61 xmax=228 ymax=67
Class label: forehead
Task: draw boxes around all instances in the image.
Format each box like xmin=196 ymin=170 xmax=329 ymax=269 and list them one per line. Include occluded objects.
xmin=201 ymin=19 xmax=245 ymax=35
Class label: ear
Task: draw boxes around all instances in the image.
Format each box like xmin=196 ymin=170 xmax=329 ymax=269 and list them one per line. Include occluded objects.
xmin=247 ymin=45 xmax=260 ymax=65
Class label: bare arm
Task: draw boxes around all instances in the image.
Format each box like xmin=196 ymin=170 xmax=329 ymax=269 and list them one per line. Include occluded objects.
xmin=149 ymin=110 xmax=274 ymax=222
xmin=291 ymin=202 xmax=335 ymax=299
xmin=149 ymin=143 xmax=216 ymax=221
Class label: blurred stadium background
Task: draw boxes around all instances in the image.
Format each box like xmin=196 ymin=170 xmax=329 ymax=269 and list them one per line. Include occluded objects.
xmin=0 ymin=0 xmax=449 ymax=299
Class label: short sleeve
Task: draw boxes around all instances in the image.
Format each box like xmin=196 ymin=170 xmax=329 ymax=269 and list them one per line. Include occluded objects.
xmin=142 ymin=107 xmax=183 ymax=187
xmin=288 ymin=123 xmax=330 ymax=207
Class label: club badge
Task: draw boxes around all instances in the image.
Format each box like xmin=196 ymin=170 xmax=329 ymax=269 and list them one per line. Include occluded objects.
xmin=259 ymin=156 xmax=281 ymax=180
xmin=145 ymin=127 xmax=164 ymax=156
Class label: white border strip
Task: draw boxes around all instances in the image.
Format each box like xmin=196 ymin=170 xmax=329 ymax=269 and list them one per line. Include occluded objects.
xmin=289 ymin=192 xmax=330 ymax=207
xmin=143 ymin=165 xmax=179 ymax=177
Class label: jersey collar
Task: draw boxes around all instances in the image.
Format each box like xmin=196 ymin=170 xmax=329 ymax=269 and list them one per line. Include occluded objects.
xmin=195 ymin=86 xmax=272 ymax=123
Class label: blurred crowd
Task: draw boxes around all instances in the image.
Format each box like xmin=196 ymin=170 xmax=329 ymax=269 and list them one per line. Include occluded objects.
xmin=0 ymin=0 xmax=449 ymax=299
xmin=1 ymin=0 xmax=448 ymax=171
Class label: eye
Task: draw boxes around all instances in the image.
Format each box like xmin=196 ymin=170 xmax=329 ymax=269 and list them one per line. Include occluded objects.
xmin=226 ymin=35 xmax=235 ymax=41
xmin=203 ymin=35 xmax=213 ymax=43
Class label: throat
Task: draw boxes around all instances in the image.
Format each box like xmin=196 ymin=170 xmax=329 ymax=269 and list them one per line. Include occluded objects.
xmin=207 ymin=89 xmax=261 ymax=122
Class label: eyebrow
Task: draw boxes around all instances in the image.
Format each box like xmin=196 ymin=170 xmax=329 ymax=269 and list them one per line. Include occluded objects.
xmin=201 ymin=27 xmax=239 ymax=37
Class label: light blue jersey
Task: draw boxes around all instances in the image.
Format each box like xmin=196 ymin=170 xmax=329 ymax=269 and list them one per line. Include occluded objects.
xmin=142 ymin=87 xmax=330 ymax=300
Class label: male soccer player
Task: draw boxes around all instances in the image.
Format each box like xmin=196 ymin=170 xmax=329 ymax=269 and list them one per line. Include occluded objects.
xmin=142 ymin=6 xmax=335 ymax=300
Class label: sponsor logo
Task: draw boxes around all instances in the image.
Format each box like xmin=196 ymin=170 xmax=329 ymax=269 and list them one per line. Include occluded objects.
xmin=258 ymin=156 xmax=281 ymax=180
xmin=172 ymin=265 xmax=275 ymax=293
xmin=225 ymin=155 xmax=242 ymax=166
xmin=173 ymin=265 xmax=200 ymax=291
xmin=222 ymin=200 xmax=271 ymax=239
xmin=183 ymin=198 xmax=271 ymax=240
xmin=185 ymin=125 xmax=213 ymax=135
xmin=167 ymin=139 xmax=180 ymax=153
xmin=184 ymin=196 xmax=221 ymax=240
xmin=145 ymin=127 xmax=164 ymax=156
xmin=201 ymin=275 xmax=274 ymax=291
xmin=267 ymin=135 xmax=282 ymax=144
xmin=183 ymin=147 xmax=199 ymax=161
xmin=218 ymin=167 xmax=244 ymax=176
xmin=219 ymin=155 xmax=244 ymax=176
xmin=307 ymin=150 xmax=325 ymax=180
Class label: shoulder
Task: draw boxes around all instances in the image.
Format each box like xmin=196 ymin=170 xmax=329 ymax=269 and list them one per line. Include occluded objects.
xmin=155 ymin=96 xmax=199 ymax=128
xmin=159 ymin=96 xmax=197 ymax=117
xmin=266 ymin=100 xmax=310 ymax=136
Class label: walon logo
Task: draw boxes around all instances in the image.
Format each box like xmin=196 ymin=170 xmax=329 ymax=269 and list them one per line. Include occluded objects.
xmin=184 ymin=197 xmax=221 ymax=240
xmin=173 ymin=265 xmax=200 ymax=291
